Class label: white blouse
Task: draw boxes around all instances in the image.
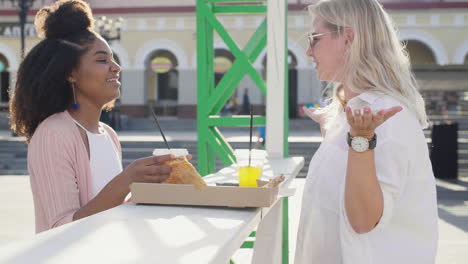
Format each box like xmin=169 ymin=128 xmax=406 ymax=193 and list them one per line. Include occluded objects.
xmin=295 ymin=92 xmax=438 ymax=264
xmin=72 ymin=119 xmax=123 ymax=198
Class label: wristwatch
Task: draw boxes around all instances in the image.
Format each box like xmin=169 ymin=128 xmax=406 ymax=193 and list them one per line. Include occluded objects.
xmin=347 ymin=132 xmax=377 ymax=152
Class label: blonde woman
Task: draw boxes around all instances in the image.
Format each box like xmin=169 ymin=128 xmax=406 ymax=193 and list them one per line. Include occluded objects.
xmin=296 ymin=0 xmax=438 ymax=263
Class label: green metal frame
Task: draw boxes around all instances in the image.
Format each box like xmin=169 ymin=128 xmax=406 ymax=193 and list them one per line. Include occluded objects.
xmin=196 ymin=0 xmax=289 ymax=263
xmin=196 ymin=0 xmax=267 ymax=176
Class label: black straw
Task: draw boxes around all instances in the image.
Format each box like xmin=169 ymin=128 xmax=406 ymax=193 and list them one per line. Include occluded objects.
xmin=248 ymin=105 xmax=254 ymax=167
xmin=150 ymin=108 xmax=171 ymax=150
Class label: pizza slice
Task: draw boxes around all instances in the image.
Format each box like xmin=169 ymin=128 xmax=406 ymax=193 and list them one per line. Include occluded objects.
xmin=164 ymin=157 xmax=207 ymax=190
xmin=153 ymin=149 xmax=207 ymax=190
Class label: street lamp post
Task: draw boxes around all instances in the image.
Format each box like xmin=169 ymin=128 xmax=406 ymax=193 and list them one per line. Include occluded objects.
xmin=3 ymin=0 xmax=38 ymax=58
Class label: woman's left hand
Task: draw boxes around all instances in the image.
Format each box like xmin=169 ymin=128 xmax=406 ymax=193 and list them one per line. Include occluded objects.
xmin=345 ymin=106 xmax=403 ymax=138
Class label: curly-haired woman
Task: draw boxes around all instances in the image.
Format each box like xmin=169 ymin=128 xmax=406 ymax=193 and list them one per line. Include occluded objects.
xmin=10 ymin=0 xmax=178 ymax=233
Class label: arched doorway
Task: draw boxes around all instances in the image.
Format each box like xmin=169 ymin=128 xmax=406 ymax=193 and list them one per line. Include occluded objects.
xmin=405 ymin=40 xmax=436 ymax=65
xmin=146 ymin=50 xmax=179 ymax=116
xmin=214 ymin=49 xmax=237 ymax=115
xmin=0 ymin=53 xmax=10 ymax=105
xmin=262 ymin=51 xmax=299 ymax=118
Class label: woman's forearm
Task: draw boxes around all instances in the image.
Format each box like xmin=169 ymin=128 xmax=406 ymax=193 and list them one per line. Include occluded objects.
xmin=345 ymin=149 xmax=383 ymax=234
xmin=73 ymin=172 xmax=131 ymax=221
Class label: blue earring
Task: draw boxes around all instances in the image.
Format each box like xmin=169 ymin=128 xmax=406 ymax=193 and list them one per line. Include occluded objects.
xmin=71 ymin=82 xmax=80 ymax=110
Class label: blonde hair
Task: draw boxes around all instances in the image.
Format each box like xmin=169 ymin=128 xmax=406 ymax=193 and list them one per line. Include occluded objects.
xmin=309 ymin=0 xmax=428 ymax=128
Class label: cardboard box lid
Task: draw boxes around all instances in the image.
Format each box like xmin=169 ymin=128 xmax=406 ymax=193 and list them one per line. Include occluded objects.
xmin=131 ymin=183 xmax=279 ymax=208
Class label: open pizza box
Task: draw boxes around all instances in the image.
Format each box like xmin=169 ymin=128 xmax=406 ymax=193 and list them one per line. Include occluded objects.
xmin=130 ymin=180 xmax=285 ymax=208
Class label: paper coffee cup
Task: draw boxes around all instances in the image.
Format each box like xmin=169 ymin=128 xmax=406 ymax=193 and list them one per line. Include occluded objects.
xmin=152 ymin=148 xmax=189 ymax=157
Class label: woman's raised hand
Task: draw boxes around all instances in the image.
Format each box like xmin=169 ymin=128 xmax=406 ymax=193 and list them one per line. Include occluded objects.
xmin=345 ymin=106 xmax=403 ymax=138
xmin=303 ymin=106 xmax=325 ymax=124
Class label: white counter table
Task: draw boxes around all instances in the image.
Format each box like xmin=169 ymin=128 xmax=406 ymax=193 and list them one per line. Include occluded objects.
xmin=0 ymin=157 xmax=304 ymax=264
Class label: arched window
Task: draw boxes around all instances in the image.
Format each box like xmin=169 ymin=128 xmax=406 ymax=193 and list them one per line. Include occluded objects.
xmin=404 ymin=40 xmax=436 ymax=65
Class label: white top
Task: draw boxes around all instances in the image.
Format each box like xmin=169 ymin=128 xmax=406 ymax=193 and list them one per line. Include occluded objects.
xmin=72 ymin=120 xmax=123 ymax=197
xmin=295 ymin=92 xmax=438 ymax=264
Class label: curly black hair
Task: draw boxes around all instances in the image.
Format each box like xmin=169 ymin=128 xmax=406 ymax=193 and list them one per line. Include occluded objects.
xmin=10 ymin=0 xmax=98 ymax=142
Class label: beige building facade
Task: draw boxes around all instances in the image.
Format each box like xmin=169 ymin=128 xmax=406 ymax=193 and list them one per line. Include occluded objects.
xmin=0 ymin=0 xmax=467 ymax=119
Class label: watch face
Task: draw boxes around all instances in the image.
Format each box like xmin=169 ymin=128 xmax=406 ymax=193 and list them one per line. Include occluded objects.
xmin=351 ymin=137 xmax=370 ymax=152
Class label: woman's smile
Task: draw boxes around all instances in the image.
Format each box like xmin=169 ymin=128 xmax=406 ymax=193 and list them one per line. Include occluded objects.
xmin=105 ymin=77 xmax=120 ymax=86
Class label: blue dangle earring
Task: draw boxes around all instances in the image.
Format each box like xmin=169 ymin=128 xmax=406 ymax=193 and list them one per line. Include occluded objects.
xmin=71 ymin=82 xmax=80 ymax=110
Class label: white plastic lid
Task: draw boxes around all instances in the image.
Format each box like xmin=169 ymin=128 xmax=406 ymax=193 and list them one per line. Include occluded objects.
xmin=234 ymin=149 xmax=267 ymax=159
xmin=152 ymin=148 xmax=189 ymax=157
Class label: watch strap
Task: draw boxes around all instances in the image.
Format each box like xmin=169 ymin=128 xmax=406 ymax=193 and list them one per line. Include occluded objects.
xmin=368 ymin=133 xmax=377 ymax=149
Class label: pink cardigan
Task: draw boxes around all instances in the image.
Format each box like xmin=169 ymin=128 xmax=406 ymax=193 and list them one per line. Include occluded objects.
xmin=27 ymin=111 xmax=122 ymax=233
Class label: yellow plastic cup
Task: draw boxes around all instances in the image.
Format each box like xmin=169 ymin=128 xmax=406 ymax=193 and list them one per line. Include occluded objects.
xmin=235 ymin=149 xmax=266 ymax=187
xmin=238 ymin=166 xmax=262 ymax=187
